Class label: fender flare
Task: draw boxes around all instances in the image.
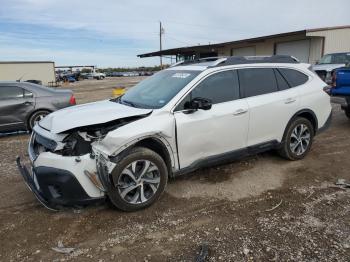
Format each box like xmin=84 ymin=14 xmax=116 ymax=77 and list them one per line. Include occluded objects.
xmin=109 ymin=133 xmax=176 ymax=170
xmin=281 ymin=108 xmax=318 ymax=142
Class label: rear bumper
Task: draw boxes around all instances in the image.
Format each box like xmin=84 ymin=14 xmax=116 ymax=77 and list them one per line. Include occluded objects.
xmin=17 ymin=157 xmax=104 ymax=210
xmin=317 ymin=110 xmax=332 ymax=134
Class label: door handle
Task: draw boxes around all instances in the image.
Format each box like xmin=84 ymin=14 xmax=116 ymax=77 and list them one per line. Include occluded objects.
xmin=284 ymin=98 xmax=296 ymax=104
xmin=24 ymin=101 xmax=33 ymax=105
xmin=233 ymin=109 xmax=248 ymax=116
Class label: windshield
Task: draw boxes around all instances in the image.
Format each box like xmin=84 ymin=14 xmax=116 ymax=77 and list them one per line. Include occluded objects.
xmin=119 ymin=70 xmax=200 ymax=109
xmin=319 ymin=53 xmax=350 ymax=64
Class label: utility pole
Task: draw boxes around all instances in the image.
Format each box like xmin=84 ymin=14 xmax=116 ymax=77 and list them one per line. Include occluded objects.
xmin=159 ymin=21 xmax=164 ymax=69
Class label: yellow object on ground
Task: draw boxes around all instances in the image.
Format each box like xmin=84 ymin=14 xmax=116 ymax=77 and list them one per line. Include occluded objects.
xmin=112 ymin=87 xmax=125 ymax=97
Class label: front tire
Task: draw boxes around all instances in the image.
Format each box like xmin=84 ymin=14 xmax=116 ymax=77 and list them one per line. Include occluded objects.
xmin=278 ymin=117 xmax=314 ymax=160
xmin=107 ymin=147 xmax=168 ymax=212
xmin=28 ymin=110 xmax=50 ymax=131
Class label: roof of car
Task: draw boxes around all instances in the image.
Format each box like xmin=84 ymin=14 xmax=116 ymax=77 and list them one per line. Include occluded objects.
xmin=168 ymin=55 xmax=301 ymax=71
xmin=166 ymin=56 xmax=309 ymax=73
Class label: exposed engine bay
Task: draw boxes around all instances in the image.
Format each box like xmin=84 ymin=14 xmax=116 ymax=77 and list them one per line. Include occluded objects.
xmin=32 ymin=115 xmax=149 ymax=157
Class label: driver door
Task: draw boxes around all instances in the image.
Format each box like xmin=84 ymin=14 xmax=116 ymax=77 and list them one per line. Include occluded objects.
xmin=173 ymin=70 xmax=249 ymax=169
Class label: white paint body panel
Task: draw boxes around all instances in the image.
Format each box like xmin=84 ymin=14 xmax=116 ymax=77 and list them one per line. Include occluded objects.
xmin=245 ymin=86 xmax=300 ymax=146
xmin=39 ymin=100 xmax=152 ymax=133
xmin=174 ymin=99 xmax=249 ymax=168
xmin=33 ymin=152 xmax=103 ymax=198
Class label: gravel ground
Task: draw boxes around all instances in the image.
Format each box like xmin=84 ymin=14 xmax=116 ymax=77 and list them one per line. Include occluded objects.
xmin=0 ymin=78 xmax=349 ymax=261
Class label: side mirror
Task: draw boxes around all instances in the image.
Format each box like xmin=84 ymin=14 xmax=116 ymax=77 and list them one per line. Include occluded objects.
xmin=184 ymin=97 xmax=212 ymax=113
xmin=315 ymin=60 xmax=319 ymax=65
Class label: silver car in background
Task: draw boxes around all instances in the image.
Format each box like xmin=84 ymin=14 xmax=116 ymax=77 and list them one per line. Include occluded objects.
xmin=0 ymin=81 xmax=75 ymax=132
xmin=313 ymin=52 xmax=350 ymax=83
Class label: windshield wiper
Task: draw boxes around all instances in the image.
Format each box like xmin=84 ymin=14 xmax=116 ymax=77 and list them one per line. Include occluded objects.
xmin=120 ymin=99 xmax=136 ymax=107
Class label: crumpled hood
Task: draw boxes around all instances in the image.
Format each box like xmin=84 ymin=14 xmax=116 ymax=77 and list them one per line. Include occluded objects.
xmin=39 ymin=100 xmax=152 ymax=134
xmin=312 ymin=64 xmax=345 ymax=72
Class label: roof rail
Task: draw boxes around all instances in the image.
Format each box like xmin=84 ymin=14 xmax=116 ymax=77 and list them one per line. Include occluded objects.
xmin=171 ymin=57 xmax=227 ymax=67
xmin=216 ymin=55 xmax=300 ymax=67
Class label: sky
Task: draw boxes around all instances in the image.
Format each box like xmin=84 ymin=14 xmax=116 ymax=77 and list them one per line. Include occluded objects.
xmin=0 ymin=0 xmax=349 ymax=68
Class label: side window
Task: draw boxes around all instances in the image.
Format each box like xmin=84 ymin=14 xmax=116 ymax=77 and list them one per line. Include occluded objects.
xmin=274 ymin=69 xmax=290 ymax=91
xmin=24 ymin=89 xmax=33 ymax=98
xmin=0 ymin=86 xmax=24 ymax=100
xmin=238 ymin=68 xmax=278 ymax=98
xmin=174 ymin=70 xmax=240 ymax=111
xmin=192 ymin=70 xmax=240 ymax=104
xmin=278 ymin=68 xmax=309 ymax=87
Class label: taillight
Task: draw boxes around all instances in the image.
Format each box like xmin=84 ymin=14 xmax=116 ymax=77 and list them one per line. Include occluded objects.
xmin=69 ymin=94 xmax=76 ymax=105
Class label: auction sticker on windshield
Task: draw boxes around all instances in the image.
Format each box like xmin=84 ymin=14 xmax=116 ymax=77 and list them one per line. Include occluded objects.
xmin=172 ymin=73 xmax=192 ymax=79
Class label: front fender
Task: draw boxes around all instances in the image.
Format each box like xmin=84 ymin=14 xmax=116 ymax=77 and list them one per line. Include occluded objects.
xmin=92 ymin=132 xmax=176 ymax=169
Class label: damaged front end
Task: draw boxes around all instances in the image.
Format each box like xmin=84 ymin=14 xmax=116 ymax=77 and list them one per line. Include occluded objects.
xmin=17 ymin=114 xmax=149 ymax=210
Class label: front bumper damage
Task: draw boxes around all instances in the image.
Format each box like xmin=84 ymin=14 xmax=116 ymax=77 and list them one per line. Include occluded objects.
xmin=17 ymin=131 xmax=106 ymax=210
xmin=17 ymin=157 xmax=58 ymax=211
xmin=17 ymin=157 xmax=105 ymax=210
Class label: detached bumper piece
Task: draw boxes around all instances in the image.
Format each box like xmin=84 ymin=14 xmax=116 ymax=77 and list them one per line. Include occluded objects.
xmin=16 ymin=157 xmax=103 ymax=211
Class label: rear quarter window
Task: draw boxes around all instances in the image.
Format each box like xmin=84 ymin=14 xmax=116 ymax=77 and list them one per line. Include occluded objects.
xmin=238 ymin=68 xmax=278 ymax=98
xmin=278 ymin=68 xmax=309 ymax=87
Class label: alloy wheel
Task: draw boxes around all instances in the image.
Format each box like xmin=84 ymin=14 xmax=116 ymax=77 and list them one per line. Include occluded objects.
xmin=117 ymin=160 xmax=160 ymax=204
xmin=289 ymin=124 xmax=311 ymax=156
xmin=33 ymin=114 xmax=47 ymax=124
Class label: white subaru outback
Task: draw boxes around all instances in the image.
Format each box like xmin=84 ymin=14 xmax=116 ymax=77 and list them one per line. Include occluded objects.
xmin=17 ymin=55 xmax=332 ymax=211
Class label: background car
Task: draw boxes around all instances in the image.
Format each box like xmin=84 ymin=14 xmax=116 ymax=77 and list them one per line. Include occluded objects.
xmin=313 ymin=52 xmax=350 ymax=83
xmin=329 ymin=66 xmax=350 ymax=118
xmin=0 ymin=81 xmax=75 ymax=132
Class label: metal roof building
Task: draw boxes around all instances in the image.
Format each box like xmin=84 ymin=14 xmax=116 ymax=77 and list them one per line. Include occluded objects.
xmin=138 ymin=25 xmax=350 ymax=64
xmin=0 ymin=61 xmax=56 ymax=86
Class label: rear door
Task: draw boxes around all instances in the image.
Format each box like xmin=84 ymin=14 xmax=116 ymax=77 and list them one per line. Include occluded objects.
xmin=174 ymin=70 xmax=249 ymax=169
xmin=238 ymin=68 xmax=300 ymax=146
xmin=0 ymin=85 xmax=35 ymax=131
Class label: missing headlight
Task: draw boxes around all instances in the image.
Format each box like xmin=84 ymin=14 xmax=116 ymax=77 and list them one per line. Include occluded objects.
xmin=61 ymin=132 xmax=93 ymax=156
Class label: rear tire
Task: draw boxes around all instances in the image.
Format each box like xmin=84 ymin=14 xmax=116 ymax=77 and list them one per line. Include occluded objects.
xmin=28 ymin=110 xmax=50 ymax=131
xmin=107 ymin=147 xmax=168 ymax=212
xmin=278 ymin=117 xmax=314 ymax=160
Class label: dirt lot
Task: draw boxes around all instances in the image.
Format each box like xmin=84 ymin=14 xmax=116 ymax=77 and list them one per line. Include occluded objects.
xmin=0 ymin=77 xmax=350 ymax=261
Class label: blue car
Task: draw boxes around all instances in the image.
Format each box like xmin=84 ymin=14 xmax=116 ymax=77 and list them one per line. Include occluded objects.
xmin=330 ymin=67 xmax=350 ymax=118
xmin=67 ymin=76 xmax=76 ymax=83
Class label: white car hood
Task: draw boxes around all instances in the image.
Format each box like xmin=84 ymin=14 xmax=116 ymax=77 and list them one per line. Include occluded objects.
xmin=312 ymin=64 xmax=345 ymax=72
xmin=39 ymin=100 xmax=152 ymax=134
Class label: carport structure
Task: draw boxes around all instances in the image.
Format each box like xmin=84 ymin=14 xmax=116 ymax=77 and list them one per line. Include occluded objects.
xmin=138 ymin=25 xmax=350 ymax=64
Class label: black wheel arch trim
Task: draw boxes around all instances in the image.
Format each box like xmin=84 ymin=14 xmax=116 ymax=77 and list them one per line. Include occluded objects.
xmin=284 ymin=109 xmax=318 ymax=138
xmin=109 ymin=135 xmax=175 ymax=177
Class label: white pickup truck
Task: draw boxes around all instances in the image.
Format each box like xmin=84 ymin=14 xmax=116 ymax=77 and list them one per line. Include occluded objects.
xmin=91 ymin=72 xmax=106 ymax=80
